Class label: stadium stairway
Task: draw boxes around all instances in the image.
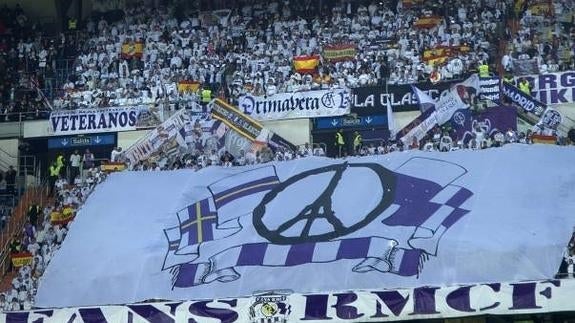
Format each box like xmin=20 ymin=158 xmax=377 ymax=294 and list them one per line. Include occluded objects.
xmin=0 ymin=271 xmax=16 ymax=293
xmin=0 ymin=186 xmax=50 ymax=292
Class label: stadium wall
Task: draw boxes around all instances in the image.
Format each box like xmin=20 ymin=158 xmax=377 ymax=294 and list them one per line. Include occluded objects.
xmin=261 ymin=119 xmax=311 ymax=146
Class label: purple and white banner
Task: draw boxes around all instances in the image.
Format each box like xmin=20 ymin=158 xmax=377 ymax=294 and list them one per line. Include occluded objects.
xmin=34 ymin=146 xmax=575 ymax=309
xmin=124 ymin=109 xmax=192 ymax=164
xmin=48 ymin=105 xmax=165 ymax=135
xmin=5 ymin=279 xmax=575 ymax=322
xmin=50 ymin=107 xmax=140 ymax=135
xmin=452 ymin=106 xmax=518 ymax=142
xmin=521 ymin=70 xmax=575 ymax=105
xmin=479 ymin=77 xmax=501 ymax=103
xmin=533 ymin=107 xmax=563 ymax=133
xmin=501 ymin=82 xmax=546 ymax=116
xmin=398 ymin=74 xmax=480 ymax=144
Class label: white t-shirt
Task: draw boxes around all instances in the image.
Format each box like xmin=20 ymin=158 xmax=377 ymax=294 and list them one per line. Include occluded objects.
xmin=110 ymin=149 xmax=121 ymax=162
xmin=70 ymin=154 xmax=81 ymax=167
xmin=27 ymin=243 xmax=40 ymax=255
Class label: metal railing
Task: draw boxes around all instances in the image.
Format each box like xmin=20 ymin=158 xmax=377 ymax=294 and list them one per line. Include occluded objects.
xmin=0 ymin=185 xmax=47 ymax=277
xmin=0 ymin=111 xmax=51 ymax=123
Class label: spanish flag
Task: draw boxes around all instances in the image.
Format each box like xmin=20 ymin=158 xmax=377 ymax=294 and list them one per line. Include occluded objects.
xmin=177 ymin=80 xmax=201 ymax=93
xmin=293 ymin=55 xmax=320 ymax=74
xmin=50 ymin=206 xmax=76 ymax=225
xmin=11 ymin=252 xmax=33 ymax=268
xmin=100 ymin=162 xmax=126 ymax=172
xmin=121 ymin=41 xmax=145 ymax=59
xmin=531 ymin=134 xmax=556 ymax=145
xmin=413 ymin=16 xmax=442 ymax=29
xmin=422 ymin=45 xmax=471 ymax=65
xmin=423 ymin=48 xmax=448 ymax=65
xmin=134 ymin=42 xmax=144 ymax=58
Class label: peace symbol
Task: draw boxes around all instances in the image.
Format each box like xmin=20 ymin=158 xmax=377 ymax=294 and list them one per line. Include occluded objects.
xmin=253 ymin=162 xmax=396 ymax=244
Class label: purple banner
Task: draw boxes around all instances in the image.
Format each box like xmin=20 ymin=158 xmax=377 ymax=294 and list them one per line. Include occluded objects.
xmin=452 ymin=106 xmax=518 ymax=143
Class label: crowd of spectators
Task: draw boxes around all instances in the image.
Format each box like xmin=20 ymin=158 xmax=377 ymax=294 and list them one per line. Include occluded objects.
xmin=0 ymin=0 xmax=573 ymax=119
xmin=503 ymin=0 xmax=575 ymax=75
xmin=557 ymin=230 xmax=575 ymax=279
xmin=51 ymin=0 xmax=512 ymax=110
xmin=0 ymin=166 xmax=106 ymax=311
xmin=0 ymin=4 xmax=55 ymax=121
xmin=128 ymin=121 xmax=572 ymax=173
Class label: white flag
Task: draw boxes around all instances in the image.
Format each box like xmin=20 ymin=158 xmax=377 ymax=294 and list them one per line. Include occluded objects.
xmin=386 ymin=99 xmax=397 ymax=138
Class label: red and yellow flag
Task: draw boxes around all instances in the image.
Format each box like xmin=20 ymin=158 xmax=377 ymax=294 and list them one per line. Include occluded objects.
xmin=293 ymin=55 xmax=320 ymax=74
xmin=323 ymin=44 xmax=356 ymax=62
xmin=121 ymin=41 xmax=145 ymax=59
xmin=531 ymin=134 xmax=556 ymax=145
xmin=413 ymin=16 xmax=442 ymax=29
xmin=177 ymin=80 xmax=201 ymax=93
xmin=50 ymin=206 xmax=76 ymax=225
xmin=422 ymin=45 xmax=471 ymax=65
xmin=11 ymin=252 xmax=33 ymax=268
xmin=101 ymin=162 xmax=126 ymax=172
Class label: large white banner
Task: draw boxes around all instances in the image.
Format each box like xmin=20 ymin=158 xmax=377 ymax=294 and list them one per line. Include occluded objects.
xmin=6 ymin=279 xmax=575 ymax=322
xmin=50 ymin=107 xmax=145 ymax=135
xmin=522 ymin=70 xmax=575 ymax=105
xmin=238 ymin=88 xmax=351 ymax=121
xmin=35 ymin=145 xmax=575 ymax=308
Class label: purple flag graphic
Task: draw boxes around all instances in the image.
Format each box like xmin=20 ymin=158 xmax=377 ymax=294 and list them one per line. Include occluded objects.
xmin=453 ymin=106 xmax=517 ymax=143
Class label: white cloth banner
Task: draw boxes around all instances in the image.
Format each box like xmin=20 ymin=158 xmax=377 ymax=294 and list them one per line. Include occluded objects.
xmin=35 ymin=145 xmax=575 ymax=308
xmin=533 ymin=107 xmax=563 ymax=133
xmin=238 ymin=88 xmax=351 ymax=121
xmin=124 ymin=109 xmax=190 ymax=164
xmin=400 ymin=74 xmax=480 ymax=144
xmin=8 ymin=279 xmax=575 ymax=322
xmin=49 ymin=107 xmax=142 ymax=135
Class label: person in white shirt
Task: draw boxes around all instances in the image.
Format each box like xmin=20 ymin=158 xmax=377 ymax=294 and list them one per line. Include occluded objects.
xmin=17 ymin=287 xmax=27 ymax=302
xmin=22 ymin=295 xmax=33 ymax=310
xmin=11 ymin=277 xmax=22 ymax=290
xmin=493 ymin=132 xmax=505 ymax=147
xmin=9 ymin=298 xmax=20 ymax=311
xmin=439 ymin=134 xmax=453 ymax=151
xmin=69 ymin=150 xmax=81 ymax=183
xmin=27 ymin=239 xmax=40 ymax=256
xmin=299 ymin=143 xmax=313 ymax=157
xmin=0 ymin=294 xmax=6 ymax=311
xmin=110 ymin=147 xmax=122 ymax=162
xmin=55 ymin=225 xmax=67 ymax=244
xmin=55 ymin=176 xmax=67 ymax=192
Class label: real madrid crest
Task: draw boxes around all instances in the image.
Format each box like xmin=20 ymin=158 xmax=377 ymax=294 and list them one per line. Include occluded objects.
xmin=249 ymin=292 xmax=291 ymax=323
